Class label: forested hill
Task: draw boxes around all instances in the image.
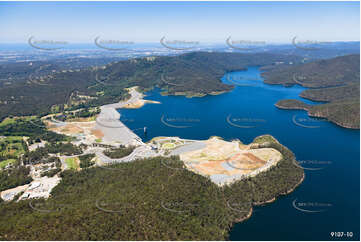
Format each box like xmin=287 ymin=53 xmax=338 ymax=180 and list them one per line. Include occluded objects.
xmin=266 ymin=54 xmax=360 ymax=129
xmin=262 ymin=54 xmax=359 ymax=88
xmin=96 ymin=51 xmax=301 ymax=95
xmin=0 ymin=135 xmax=304 ymax=240
xmin=0 ymin=52 xmax=301 ymax=121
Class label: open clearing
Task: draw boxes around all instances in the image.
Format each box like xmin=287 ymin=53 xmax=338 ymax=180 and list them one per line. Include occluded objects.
xmin=0 ymin=136 xmax=25 ymax=169
xmin=0 ymin=159 xmax=16 ymax=169
xmin=65 ymin=157 xmax=80 ymax=170
xmin=179 ymin=137 xmax=282 ymax=186
xmin=161 ymin=142 xmax=177 ymax=149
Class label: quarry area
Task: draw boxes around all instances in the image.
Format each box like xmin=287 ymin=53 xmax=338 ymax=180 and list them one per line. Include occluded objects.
xmin=1 ymin=87 xmax=283 ymax=201
xmin=156 ymin=136 xmax=282 ymax=186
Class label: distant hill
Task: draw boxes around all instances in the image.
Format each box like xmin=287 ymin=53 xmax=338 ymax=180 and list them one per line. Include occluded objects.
xmin=263 ymin=54 xmax=359 ymax=87
xmin=0 ymin=52 xmax=301 ymax=121
xmin=267 ymin=54 xmax=360 ymax=129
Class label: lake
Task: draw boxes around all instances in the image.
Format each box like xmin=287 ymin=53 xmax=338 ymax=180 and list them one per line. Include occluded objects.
xmin=118 ymin=66 xmax=360 ymax=241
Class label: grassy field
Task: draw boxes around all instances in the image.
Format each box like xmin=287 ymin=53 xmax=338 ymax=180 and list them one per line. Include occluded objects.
xmin=0 ymin=117 xmax=16 ymax=127
xmin=65 ymin=157 xmax=79 ymax=170
xmin=0 ymin=158 xmax=16 ymax=169
xmin=0 ymin=116 xmax=37 ymax=127
xmin=66 ymin=116 xmax=97 ymax=122
xmin=161 ymin=142 xmax=177 ymax=149
xmin=0 ymin=136 xmax=25 ymax=157
xmin=0 ymin=136 xmax=26 ymax=170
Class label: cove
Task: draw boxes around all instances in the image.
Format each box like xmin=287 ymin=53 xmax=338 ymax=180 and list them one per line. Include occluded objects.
xmin=118 ymin=66 xmax=360 ymax=241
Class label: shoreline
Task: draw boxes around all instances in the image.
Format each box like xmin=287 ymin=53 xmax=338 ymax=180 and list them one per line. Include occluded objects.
xmin=95 ymin=87 xmax=146 ymax=146
xmin=275 ymin=102 xmax=359 ymax=129
xmin=235 ymin=172 xmax=305 ymax=224
xmin=274 ymin=102 xmax=309 ymax=111
xmin=160 ymin=89 xmax=231 ymax=98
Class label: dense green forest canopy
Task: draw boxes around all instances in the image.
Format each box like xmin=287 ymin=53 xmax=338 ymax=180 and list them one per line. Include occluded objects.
xmin=0 ymin=52 xmax=302 ymax=121
xmin=0 ymin=117 xmax=70 ymax=142
xmin=79 ymin=154 xmax=96 ymax=168
xmin=263 ymin=54 xmax=360 ymax=129
xmin=0 ymin=135 xmax=304 ymax=240
xmin=0 ymin=165 xmax=32 ymax=191
xmin=103 ymin=145 xmax=136 ymax=159
xmin=262 ymin=54 xmax=359 ymax=88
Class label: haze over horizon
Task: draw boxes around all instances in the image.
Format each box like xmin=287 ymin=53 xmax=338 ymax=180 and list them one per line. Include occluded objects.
xmin=0 ymin=1 xmax=359 ymax=44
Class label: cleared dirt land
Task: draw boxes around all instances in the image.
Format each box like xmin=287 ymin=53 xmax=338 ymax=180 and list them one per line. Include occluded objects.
xmin=180 ymin=137 xmax=282 ymax=186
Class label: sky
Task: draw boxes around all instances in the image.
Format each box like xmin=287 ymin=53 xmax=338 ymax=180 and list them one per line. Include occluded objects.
xmin=0 ymin=1 xmax=359 ymax=44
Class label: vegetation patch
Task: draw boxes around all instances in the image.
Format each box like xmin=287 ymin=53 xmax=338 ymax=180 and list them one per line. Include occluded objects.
xmin=0 ymin=117 xmax=69 ymax=143
xmin=53 ymin=107 xmax=100 ymax=122
xmin=264 ymin=54 xmax=360 ymax=129
xmin=22 ymin=143 xmax=83 ymax=166
xmin=0 ymin=135 xmax=303 ymax=240
xmin=41 ymin=168 xmax=61 ymax=178
xmin=0 ymin=136 xmax=27 ymax=170
xmin=0 ymin=166 xmax=32 ymax=191
xmin=103 ymin=145 xmax=135 ymax=159
xmin=79 ymin=154 xmax=96 ymax=168
xmin=65 ymin=157 xmax=79 ymax=170
xmin=0 ymin=52 xmax=302 ymax=122
xmin=161 ymin=142 xmax=177 ymax=149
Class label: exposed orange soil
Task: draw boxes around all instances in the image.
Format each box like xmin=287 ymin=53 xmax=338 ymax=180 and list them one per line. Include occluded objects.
xmin=91 ymin=129 xmax=104 ymax=139
xmin=67 ymin=117 xmax=95 ymax=122
xmin=181 ymin=137 xmax=282 ymax=180
xmin=243 ymin=153 xmax=265 ymax=163
xmin=123 ymin=100 xmax=160 ymax=109
xmin=226 ymin=152 xmax=266 ymax=171
xmin=75 ymin=157 xmax=81 ymax=171
xmin=50 ymin=124 xmax=83 ymax=135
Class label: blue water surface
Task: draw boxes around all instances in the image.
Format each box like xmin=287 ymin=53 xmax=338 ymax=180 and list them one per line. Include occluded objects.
xmin=118 ymin=66 xmax=360 ymax=241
